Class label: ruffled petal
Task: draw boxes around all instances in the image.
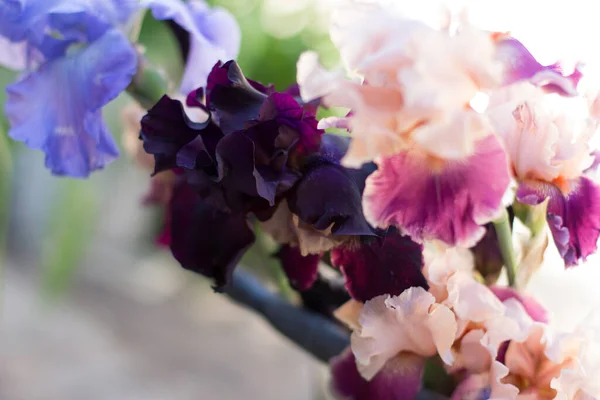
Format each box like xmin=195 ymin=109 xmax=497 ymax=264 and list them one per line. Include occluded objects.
xmin=287 ymin=135 xmax=375 ymax=238
xmin=168 ymin=181 xmax=255 ymax=290
xmin=296 ymin=51 xmax=347 ymax=102
xmin=489 ymin=361 xmax=520 ymax=399
xmin=495 ymin=100 xmax=595 ymax=184
xmin=266 ymin=92 xmax=323 ymax=155
xmin=216 ymin=127 xmax=299 ymax=207
xmin=517 ymin=177 xmax=600 ymax=266
xmin=330 ymin=348 xmax=424 ymax=400
xmin=140 ymin=95 xmax=223 ymax=174
xmin=0 ymin=0 xmax=55 ymax=41
xmin=275 ymin=245 xmax=320 ymax=291
xmin=352 ymin=289 xmax=457 ymax=379
xmin=363 ymin=135 xmax=510 ymax=247
xmin=490 ymin=286 xmax=548 ymax=323
xmin=182 ymin=1 xmax=240 ymax=93
xmin=5 ymin=28 xmax=136 ymax=177
xmin=205 ymin=60 xmax=268 ymax=134
xmin=495 ymin=36 xmax=580 ymax=95
xmin=143 ymin=0 xmax=240 ymax=92
xmin=330 ymin=230 xmax=426 ymax=302
xmin=23 ymin=3 xmax=126 ymax=60
xmin=287 ymin=158 xmax=375 ymax=237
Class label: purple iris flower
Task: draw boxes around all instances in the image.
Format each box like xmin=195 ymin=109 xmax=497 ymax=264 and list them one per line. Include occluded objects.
xmin=140 ymin=60 xmax=403 ymax=289
xmin=0 ymin=0 xmax=240 ymax=177
xmin=141 ymin=60 xmax=328 ymax=287
xmin=142 ymin=60 xmax=324 ymax=214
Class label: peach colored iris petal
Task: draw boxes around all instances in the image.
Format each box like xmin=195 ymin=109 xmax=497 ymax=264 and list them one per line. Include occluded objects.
xmin=489 ymin=93 xmax=596 ymax=183
xmin=297 ymin=2 xmax=503 ymax=167
xmin=352 ymin=288 xmax=457 ymax=380
xmin=423 ymin=247 xmax=535 ymax=369
xmin=423 ymin=245 xmax=475 ymax=303
xmin=334 ymin=299 xmax=364 ymax=331
xmin=453 ymin=329 xmax=492 ymax=373
xmin=490 ymin=361 xmax=521 ymax=399
xmin=409 ymin=110 xmax=491 ymax=160
xmin=296 ymin=51 xmax=347 ymax=104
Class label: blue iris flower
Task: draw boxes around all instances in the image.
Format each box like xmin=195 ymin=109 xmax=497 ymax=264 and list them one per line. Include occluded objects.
xmin=0 ymin=0 xmax=240 ymax=177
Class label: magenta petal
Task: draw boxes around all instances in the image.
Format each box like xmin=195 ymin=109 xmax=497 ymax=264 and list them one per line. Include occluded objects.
xmin=490 ymin=286 xmax=548 ymax=323
xmin=517 ymin=177 xmax=600 ymax=266
xmin=330 ymin=348 xmax=424 ymax=400
xmin=363 ymin=135 xmax=510 ymax=247
xmin=496 ymin=37 xmax=545 ymax=84
xmin=276 ymin=245 xmax=320 ymax=291
xmin=496 ymin=37 xmax=580 ymax=95
xmin=330 ymin=229 xmax=426 ymax=302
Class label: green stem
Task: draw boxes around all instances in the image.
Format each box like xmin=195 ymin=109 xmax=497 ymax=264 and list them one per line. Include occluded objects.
xmin=493 ymin=208 xmax=517 ymax=287
xmin=512 ymin=199 xmax=548 ymax=237
xmin=126 ymin=55 xmax=170 ymax=109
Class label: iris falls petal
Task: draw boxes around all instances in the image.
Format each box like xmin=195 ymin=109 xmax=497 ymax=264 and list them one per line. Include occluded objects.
xmin=330 ymin=230 xmax=426 ymax=302
xmin=363 ymin=135 xmax=511 ymax=247
xmin=5 ymin=28 xmax=136 ymax=177
xmin=517 ymin=177 xmax=600 ymax=265
xmin=330 ymin=348 xmax=425 ymax=400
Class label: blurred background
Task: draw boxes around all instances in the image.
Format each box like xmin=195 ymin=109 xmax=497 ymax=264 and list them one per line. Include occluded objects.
xmin=0 ymin=1 xmax=342 ymax=398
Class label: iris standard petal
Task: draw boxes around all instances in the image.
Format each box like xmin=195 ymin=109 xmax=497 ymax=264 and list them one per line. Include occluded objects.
xmin=142 ymin=0 xmax=240 ymax=93
xmin=140 ymin=95 xmax=223 ymax=175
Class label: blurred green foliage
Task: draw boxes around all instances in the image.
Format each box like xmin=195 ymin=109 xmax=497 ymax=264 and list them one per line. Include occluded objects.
xmin=40 ymin=180 xmax=98 ymax=299
xmin=0 ymin=67 xmax=16 ymax=286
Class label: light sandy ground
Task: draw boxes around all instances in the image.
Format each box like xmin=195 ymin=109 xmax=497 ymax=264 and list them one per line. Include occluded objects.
xmin=2 ymin=156 xmax=332 ymax=400
xmin=1 ymin=262 xmax=328 ymax=400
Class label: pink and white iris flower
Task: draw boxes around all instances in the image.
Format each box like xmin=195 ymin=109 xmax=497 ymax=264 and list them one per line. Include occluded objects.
xmin=297 ymin=1 xmax=513 ymax=247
